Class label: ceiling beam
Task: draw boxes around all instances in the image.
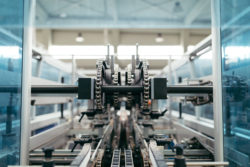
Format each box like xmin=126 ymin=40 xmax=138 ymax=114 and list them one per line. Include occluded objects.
xmin=36 ymin=0 xmax=49 ymax=23
xmin=39 ymin=17 xmax=209 ymax=29
xmin=140 ymin=0 xmax=171 ymax=14
xmin=110 ymin=0 xmax=118 ymax=22
xmin=184 ymin=0 xmax=210 ymax=25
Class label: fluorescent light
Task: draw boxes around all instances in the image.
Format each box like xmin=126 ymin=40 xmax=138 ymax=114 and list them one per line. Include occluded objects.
xmin=155 ymin=33 xmax=164 ymax=43
xmin=75 ymin=33 xmax=84 ymax=42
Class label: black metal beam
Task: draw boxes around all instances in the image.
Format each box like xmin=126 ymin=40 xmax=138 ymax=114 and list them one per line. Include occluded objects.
xmin=166 ymin=86 xmax=213 ymax=94
xmin=31 ymin=85 xmax=78 ymax=94
xmin=29 ymin=85 xmax=213 ymax=95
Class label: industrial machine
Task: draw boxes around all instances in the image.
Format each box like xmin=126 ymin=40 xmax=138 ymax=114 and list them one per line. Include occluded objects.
xmin=26 ymin=44 xmax=230 ymax=167
xmin=1 ymin=0 xmax=250 ymax=166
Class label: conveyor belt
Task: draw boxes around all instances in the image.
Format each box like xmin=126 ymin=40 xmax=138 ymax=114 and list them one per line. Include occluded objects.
xmin=111 ymin=149 xmax=121 ymax=167
xmin=125 ymin=149 xmax=134 ymax=167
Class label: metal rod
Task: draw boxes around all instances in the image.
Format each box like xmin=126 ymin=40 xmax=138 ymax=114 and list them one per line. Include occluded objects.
xmin=71 ymin=56 xmax=76 ymax=129
xmin=6 ymin=105 xmax=13 ymax=134
xmin=20 ymin=0 xmax=35 ymax=164
xmin=60 ymin=104 xmax=64 ymax=119
xmin=179 ymin=102 xmax=182 ymax=119
xmin=30 ymin=159 xmax=73 ymax=164
xmin=168 ymin=55 xmax=173 ymax=120
xmin=111 ymin=55 xmax=115 ymax=74
xmin=166 ymin=161 xmax=229 ymax=166
xmin=61 ymin=77 xmax=65 ymax=119
xmin=211 ymin=0 xmax=224 ymax=162
xmin=106 ymin=44 xmax=110 ymax=65
xmin=30 ymin=85 xmax=213 ymax=95
xmin=31 ymin=85 xmax=78 ymax=94
xmin=136 ymin=43 xmax=140 ymax=65
xmin=30 ymin=153 xmax=78 ymax=157
xmin=90 ymin=139 xmax=102 ymax=161
xmin=5 ymin=93 xmax=14 ymax=134
xmin=167 ymin=86 xmax=213 ymax=94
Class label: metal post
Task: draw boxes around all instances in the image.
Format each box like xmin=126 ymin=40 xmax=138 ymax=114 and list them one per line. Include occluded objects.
xmin=179 ymin=102 xmax=182 ymax=119
xmin=36 ymin=58 xmax=42 ymax=77
xmin=106 ymin=44 xmax=110 ymax=65
xmin=191 ymin=57 xmax=201 ymax=122
xmin=168 ymin=56 xmax=172 ymax=119
xmin=111 ymin=55 xmax=115 ymax=74
xmin=189 ymin=60 xmax=196 ymax=80
xmin=195 ymin=106 xmax=201 ymax=120
xmin=60 ymin=77 xmax=65 ymax=119
xmin=107 ymin=103 xmax=111 ymax=122
xmin=60 ymin=104 xmax=64 ymax=118
xmin=6 ymin=94 xmax=13 ymax=134
xmin=211 ymin=0 xmax=224 ymax=162
xmin=136 ymin=43 xmax=140 ymax=65
xmin=71 ymin=55 xmax=76 ymax=128
xmin=30 ymin=100 xmax=36 ymax=120
xmin=132 ymin=55 xmax=135 ymax=73
xmin=20 ymin=0 xmax=36 ymax=165
xmin=225 ymin=100 xmax=231 ymax=136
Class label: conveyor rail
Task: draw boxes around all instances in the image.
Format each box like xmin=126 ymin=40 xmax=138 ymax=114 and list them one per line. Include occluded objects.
xmin=125 ymin=149 xmax=134 ymax=167
xmin=111 ymin=149 xmax=121 ymax=167
xmin=166 ymin=161 xmax=229 ymax=166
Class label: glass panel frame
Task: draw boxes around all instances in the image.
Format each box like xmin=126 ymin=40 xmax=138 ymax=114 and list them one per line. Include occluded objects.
xmin=220 ymin=0 xmax=250 ymax=166
xmin=0 ymin=0 xmax=24 ymax=166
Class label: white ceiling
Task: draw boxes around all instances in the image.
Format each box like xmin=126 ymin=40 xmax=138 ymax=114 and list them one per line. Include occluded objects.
xmin=34 ymin=0 xmax=212 ymax=75
xmin=35 ymin=0 xmax=211 ymax=28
